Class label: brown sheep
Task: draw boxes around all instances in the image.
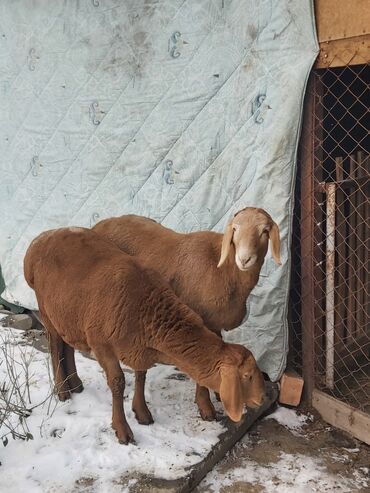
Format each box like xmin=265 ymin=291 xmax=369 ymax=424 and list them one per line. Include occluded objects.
xmin=92 ymin=207 xmax=281 ymax=421
xmin=24 ymin=227 xmax=265 ymax=444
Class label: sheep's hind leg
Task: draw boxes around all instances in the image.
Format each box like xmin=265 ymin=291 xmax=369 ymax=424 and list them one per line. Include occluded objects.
xmin=63 ymin=342 xmax=84 ymax=394
xmin=132 ymin=371 xmax=154 ymax=425
xmin=41 ymin=315 xmax=71 ymax=401
xmin=94 ymin=346 xmax=134 ymax=444
xmin=195 ymin=384 xmax=217 ymax=421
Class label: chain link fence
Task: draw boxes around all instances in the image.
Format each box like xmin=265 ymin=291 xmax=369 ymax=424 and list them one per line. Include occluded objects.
xmin=289 ymin=60 xmax=369 ymax=415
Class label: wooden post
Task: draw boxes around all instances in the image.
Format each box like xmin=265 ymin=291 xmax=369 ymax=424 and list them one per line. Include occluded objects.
xmin=301 ymin=74 xmax=326 ymax=402
xmin=335 ymin=156 xmax=346 ymax=344
xmin=335 ymin=156 xmax=344 ymax=181
xmin=300 ymin=77 xmax=316 ymax=403
xmin=356 ymin=151 xmax=367 ymax=339
xmin=348 ymin=154 xmax=358 ymax=339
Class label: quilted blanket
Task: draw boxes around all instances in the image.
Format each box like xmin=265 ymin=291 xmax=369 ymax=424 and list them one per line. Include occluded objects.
xmin=0 ymin=0 xmax=318 ymax=380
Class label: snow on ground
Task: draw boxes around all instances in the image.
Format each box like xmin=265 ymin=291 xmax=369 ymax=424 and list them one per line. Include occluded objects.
xmin=0 ymin=321 xmax=225 ymax=493
xmin=196 ymin=406 xmax=369 ymax=493
xmin=3 ymin=315 xmax=368 ymax=493
xmin=264 ymin=404 xmax=311 ymax=434
xmin=198 ymin=449 xmax=367 ymax=493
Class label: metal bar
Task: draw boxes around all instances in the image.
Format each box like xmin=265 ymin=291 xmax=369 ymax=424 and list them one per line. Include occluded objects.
xmin=326 ymin=183 xmax=336 ymax=389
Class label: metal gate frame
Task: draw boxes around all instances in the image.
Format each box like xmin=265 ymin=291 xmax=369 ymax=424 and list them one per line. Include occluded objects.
xmin=296 ymin=66 xmax=370 ymax=444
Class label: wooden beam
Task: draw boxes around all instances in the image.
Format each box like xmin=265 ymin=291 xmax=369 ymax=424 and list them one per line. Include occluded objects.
xmin=316 ymin=34 xmax=370 ymax=68
xmin=300 ymin=77 xmax=316 ymax=404
xmin=300 ymin=76 xmax=326 ymax=403
xmin=312 ymin=389 xmax=370 ymax=446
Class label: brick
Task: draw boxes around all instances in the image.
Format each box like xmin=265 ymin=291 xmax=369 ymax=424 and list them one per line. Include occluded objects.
xmin=279 ymin=370 xmax=304 ymax=407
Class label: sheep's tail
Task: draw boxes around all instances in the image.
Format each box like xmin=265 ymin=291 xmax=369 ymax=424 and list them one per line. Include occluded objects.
xmin=23 ymin=236 xmax=41 ymax=289
xmin=23 ymin=230 xmax=56 ymax=289
xmin=23 ymin=250 xmax=35 ymax=289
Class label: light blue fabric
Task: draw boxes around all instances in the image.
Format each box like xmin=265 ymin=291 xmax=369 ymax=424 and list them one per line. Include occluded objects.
xmin=0 ymin=0 xmax=318 ymax=380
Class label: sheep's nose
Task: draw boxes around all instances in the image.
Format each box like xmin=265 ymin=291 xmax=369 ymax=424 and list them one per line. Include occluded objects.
xmin=241 ymin=257 xmax=252 ymax=268
xmin=237 ymin=254 xmax=257 ymax=270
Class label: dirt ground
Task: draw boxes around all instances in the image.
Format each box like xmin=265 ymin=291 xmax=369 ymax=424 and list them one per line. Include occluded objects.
xmin=194 ymin=406 xmax=370 ymax=493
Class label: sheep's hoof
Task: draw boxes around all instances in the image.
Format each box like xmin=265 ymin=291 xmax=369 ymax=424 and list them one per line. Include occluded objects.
xmin=55 ymin=381 xmax=71 ymax=401
xmin=57 ymin=389 xmax=71 ymax=402
xmin=135 ymin=414 xmax=154 ymax=426
xmin=115 ymin=426 xmax=135 ymax=445
xmin=70 ymin=382 xmax=84 ymax=394
xmin=66 ymin=374 xmax=84 ymax=394
xmin=199 ymin=406 xmax=217 ymax=422
xmin=118 ymin=435 xmax=137 ymax=446
xmin=133 ymin=407 xmax=154 ymax=425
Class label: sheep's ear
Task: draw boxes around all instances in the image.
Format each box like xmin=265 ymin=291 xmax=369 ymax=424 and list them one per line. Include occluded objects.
xmin=217 ymin=221 xmax=234 ymax=268
xmin=269 ymin=221 xmax=281 ymax=265
xmin=219 ymin=366 xmax=244 ymax=422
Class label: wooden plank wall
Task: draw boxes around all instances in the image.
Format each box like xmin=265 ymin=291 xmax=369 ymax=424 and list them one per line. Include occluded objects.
xmin=315 ymin=0 xmax=369 ymax=42
xmin=314 ymin=0 xmax=370 ymax=67
xmin=313 ymin=390 xmax=370 ymax=445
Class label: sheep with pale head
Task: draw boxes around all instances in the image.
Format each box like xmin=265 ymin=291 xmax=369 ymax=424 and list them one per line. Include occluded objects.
xmin=92 ymin=207 xmax=281 ymax=421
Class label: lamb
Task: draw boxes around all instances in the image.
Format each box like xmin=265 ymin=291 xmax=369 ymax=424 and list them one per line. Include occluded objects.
xmin=92 ymin=207 xmax=281 ymax=421
xmin=24 ymin=227 xmax=265 ymax=444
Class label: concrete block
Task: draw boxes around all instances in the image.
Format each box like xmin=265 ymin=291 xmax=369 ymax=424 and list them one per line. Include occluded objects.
xmin=1 ymin=313 xmax=33 ymax=331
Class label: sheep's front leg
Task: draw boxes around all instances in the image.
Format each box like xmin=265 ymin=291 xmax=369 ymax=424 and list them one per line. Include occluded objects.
xmin=132 ymin=371 xmax=154 ymax=425
xmin=94 ymin=347 xmax=134 ymax=444
xmin=195 ymin=384 xmax=216 ymax=421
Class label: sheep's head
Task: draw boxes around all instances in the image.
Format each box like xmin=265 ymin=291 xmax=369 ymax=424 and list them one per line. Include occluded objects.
xmin=218 ymin=344 xmax=266 ymax=422
xmin=217 ymin=207 xmax=281 ymax=270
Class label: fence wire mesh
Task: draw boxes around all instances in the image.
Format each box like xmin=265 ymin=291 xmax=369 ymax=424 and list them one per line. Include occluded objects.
xmin=289 ymin=61 xmax=369 ymax=414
